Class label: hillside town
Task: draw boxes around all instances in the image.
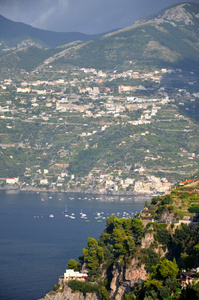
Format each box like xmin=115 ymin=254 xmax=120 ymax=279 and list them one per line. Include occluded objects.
xmin=0 ymin=65 xmax=198 ymax=194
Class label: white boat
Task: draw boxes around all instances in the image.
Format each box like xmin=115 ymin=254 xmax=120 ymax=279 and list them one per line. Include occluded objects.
xmin=81 ymin=215 xmax=87 ymax=219
xmin=49 ymin=214 xmax=54 ymax=218
xmin=80 ymin=209 xmax=87 ymax=218
xmin=64 ymin=205 xmax=68 ymax=214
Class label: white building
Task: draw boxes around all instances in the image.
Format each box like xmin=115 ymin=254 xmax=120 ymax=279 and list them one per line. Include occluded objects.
xmin=16 ymin=87 xmax=31 ymax=93
xmin=40 ymin=179 xmax=48 ymax=185
xmin=64 ymin=269 xmax=88 ymax=281
xmin=6 ymin=177 xmax=19 ymax=184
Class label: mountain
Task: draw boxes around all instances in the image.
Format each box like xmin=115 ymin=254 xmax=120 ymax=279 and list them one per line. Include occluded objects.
xmin=49 ymin=2 xmax=199 ymax=72
xmin=0 ymin=14 xmax=115 ymax=52
xmin=1 ymin=2 xmax=199 ymax=73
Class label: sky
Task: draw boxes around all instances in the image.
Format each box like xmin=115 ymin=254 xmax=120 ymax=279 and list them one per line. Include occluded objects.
xmin=0 ymin=0 xmax=199 ymax=34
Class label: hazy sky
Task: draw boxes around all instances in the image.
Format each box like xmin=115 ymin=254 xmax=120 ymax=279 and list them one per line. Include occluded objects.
xmin=1 ymin=0 xmax=199 ymax=34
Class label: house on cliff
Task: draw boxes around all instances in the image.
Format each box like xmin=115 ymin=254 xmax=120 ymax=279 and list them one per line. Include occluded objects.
xmin=180 ymin=268 xmax=199 ymax=288
xmin=63 ymin=269 xmax=88 ymax=282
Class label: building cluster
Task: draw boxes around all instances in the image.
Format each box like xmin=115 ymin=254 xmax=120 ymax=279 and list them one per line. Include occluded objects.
xmin=1 ymin=65 xmax=198 ymax=194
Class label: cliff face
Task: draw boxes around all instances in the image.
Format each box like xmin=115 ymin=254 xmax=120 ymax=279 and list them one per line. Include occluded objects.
xmin=41 ymin=258 xmax=149 ymax=300
xmin=41 ymin=181 xmax=199 ymax=300
xmin=110 ymin=258 xmax=148 ymax=299
xmin=141 ymin=232 xmax=154 ymax=249
xmin=40 ymin=285 xmax=100 ymax=300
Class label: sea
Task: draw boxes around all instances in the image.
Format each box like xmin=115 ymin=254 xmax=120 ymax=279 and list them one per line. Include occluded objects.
xmin=0 ymin=190 xmax=149 ymax=300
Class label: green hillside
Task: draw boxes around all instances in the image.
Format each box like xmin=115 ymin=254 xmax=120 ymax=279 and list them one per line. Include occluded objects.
xmin=0 ymin=2 xmax=198 ymax=194
xmin=45 ymin=181 xmax=199 ymax=299
xmin=1 ymin=3 xmax=199 ymax=73
xmin=51 ymin=2 xmax=199 ymax=72
xmin=0 ymin=47 xmax=60 ymax=72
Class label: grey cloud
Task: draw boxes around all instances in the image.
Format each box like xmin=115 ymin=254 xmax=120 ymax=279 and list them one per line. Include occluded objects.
xmin=1 ymin=0 xmax=199 ymax=33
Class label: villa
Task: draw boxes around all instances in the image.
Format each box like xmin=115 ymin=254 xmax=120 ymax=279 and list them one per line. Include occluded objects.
xmin=63 ymin=269 xmax=88 ymax=282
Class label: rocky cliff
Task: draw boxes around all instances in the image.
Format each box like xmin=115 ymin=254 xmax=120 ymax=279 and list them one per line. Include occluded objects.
xmin=41 ymin=259 xmax=148 ymax=300
xmin=109 ymin=258 xmax=148 ymax=299
xmin=41 ymin=181 xmax=199 ymax=299
xmin=40 ymin=285 xmax=100 ymax=300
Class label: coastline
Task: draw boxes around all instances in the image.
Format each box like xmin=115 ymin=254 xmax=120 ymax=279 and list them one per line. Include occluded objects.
xmin=0 ymin=185 xmax=155 ymax=199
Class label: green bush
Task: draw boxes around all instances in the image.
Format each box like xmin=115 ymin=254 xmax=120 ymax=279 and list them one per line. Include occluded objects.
xmin=161 ymin=195 xmax=172 ymax=205
xmin=68 ymin=280 xmax=99 ymax=296
xmin=67 ymin=259 xmax=79 ymax=271
xmin=53 ymin=284 xmax=60 ymax=291
xmin=151 ymin=196 xmax=161 ymax=205
xmin=188 ymin=204 xmax=199 ymax=213
xmin=140 ymin=249 xmax=160 ymax=273
xmin=179 ymin=192 xmax=189 ymax=199
xmin=155 ymin=228 xmax=170 ymax=245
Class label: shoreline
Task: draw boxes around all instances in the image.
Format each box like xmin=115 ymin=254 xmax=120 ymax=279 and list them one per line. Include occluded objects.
xmin=0 ymin=185 xmax=155 ymax=199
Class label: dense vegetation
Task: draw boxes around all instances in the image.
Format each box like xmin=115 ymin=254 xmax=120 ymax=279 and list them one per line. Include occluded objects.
xmin=65 ymin=182 xmax=199 ymax=299
xmin=0 ymin=47 xmax=60 ymax=72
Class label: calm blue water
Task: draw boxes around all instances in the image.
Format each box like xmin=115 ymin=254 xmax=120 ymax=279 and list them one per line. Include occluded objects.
xmin=0 ymin=190 xmax=148 ymax=300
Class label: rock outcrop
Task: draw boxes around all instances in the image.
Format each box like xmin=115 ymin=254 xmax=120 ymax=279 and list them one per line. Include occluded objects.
xmin=40 ymin=285 xmax=100 ymax=300
xmin=141 ymin=232 xmax=154 ymax=249
xmin=110 ymin=258 xmax=148 ymax=299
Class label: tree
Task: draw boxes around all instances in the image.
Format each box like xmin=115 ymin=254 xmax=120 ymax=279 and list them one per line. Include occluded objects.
xmin=123 ymin=237 xmax=135 ymax=254
xmin=112 ymin=227 xmax=125 ymax=250
xmin=132 ymin=218 xmax=145 ymax=239
xmin=122 ymin=218 xmax=132 ymax=235
xmin=194 ymin=243 xmax=199 ymax=255
xmin=188 ymin=204 xmax=199 ymax=213
xmin=155 ymin=259 xmax=179 ymax=279
xmin=67 ymin=258 xmax=79 ymax=271
xmin=96 ymin=246 xmax=104 ymax=262
xmin=156 ymin=227 xmax=170 ymax=245
xmin=158 ymin=285 xmax=170 ymax=299
xmin=87 ymin=237 xmax=98 ymax=249
xmin=106 ymin=215 xmax=118 ymax=232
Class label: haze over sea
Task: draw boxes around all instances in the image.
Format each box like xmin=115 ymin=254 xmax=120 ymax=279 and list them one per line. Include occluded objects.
xmin=0 ymin=190 xmax=149 ymax=300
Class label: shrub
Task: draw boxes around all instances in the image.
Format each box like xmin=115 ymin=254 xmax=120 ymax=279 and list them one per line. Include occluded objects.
xmin=179 ymin=192 xmax=189 ymax=199
xmin=141 ymin=249 xmax=160 ymax=273
xmin=161 ymin=195 xmax=172 ymax=205
xmin=53 ymin=284 xmax=60 ymax=291
xmin=188 ymin=204 xmax=199 ymax=213
xmin=67 ymin=259 xmax=79 ymax=271
xmin=99 ymin=285 xmax=110 ymax=300
xmin=168 ymin=205 xmax=175 ymax=212
xmin=155 ymin=228 xmax=170 ymax=245
xmin=158 ymin=285 xmax=170 ymax=299
xmin=68 ymin=280 xmax=99 ymax=296
xmin=151 ymin=196 xmax=160 ymax=205
xmin=171 ymin=223 xmax=175 ymax=229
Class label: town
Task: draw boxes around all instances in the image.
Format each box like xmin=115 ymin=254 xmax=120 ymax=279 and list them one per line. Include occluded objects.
xmin=0 ymin=64 xmax=198 ymax=194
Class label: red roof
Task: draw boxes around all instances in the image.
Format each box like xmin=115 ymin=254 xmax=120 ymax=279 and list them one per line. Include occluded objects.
xmin=180 ymin=180 xmax=194 ymax=184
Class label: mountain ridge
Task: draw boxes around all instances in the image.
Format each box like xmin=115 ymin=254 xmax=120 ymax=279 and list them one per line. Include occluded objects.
xmin=60 ymin=2 xmax=199 ymax=72
xmin=1 ymin=2 xmax=199 ymax=73
xmin=0 ymin=14 xmax=118 ymax=51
